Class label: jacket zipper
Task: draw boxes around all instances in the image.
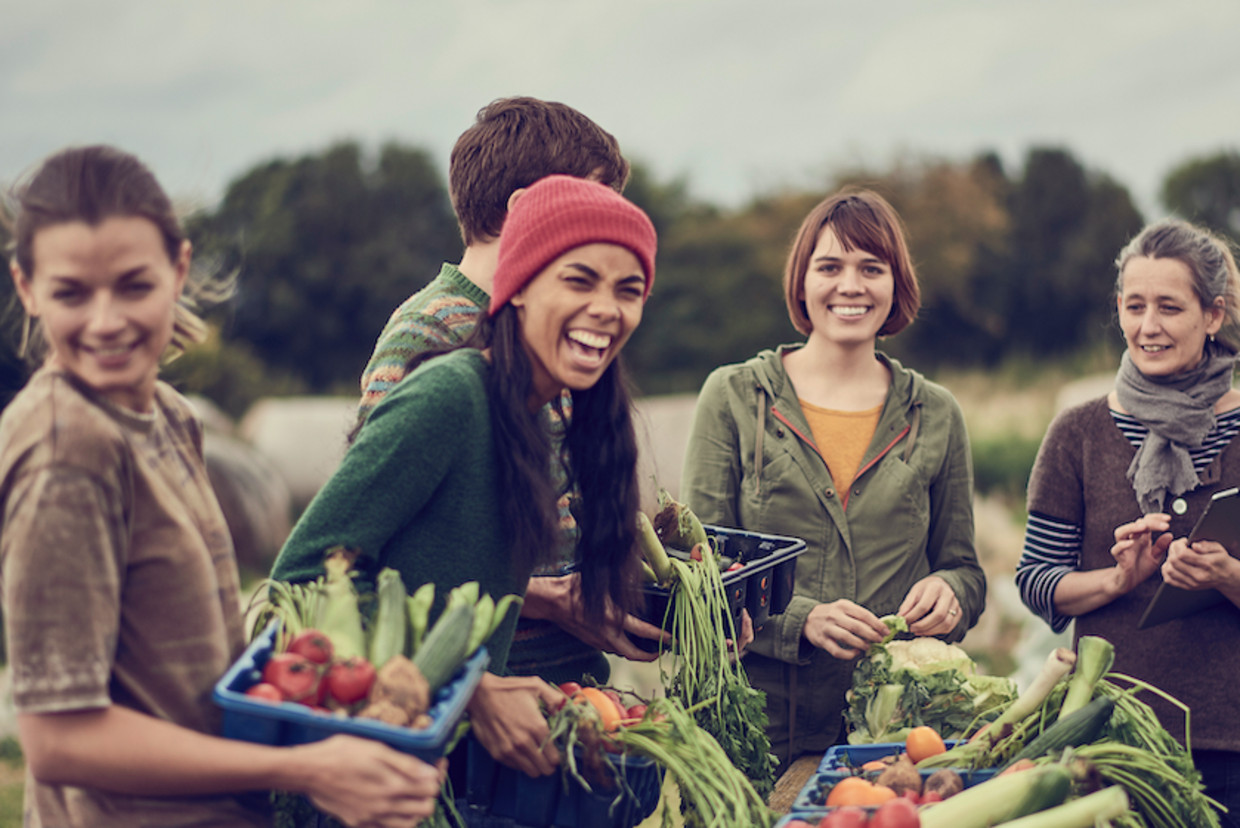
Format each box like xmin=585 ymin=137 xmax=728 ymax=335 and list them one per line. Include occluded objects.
xmin=771 ymin=407 xmax=910 ymax=510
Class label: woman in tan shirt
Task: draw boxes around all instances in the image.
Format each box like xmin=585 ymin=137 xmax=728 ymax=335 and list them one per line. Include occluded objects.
xmin=0 ymin=145 xmax=443 ymax=828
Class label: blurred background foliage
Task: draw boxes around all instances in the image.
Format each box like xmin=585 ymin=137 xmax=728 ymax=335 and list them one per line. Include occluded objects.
xmin=1 ymin=143 xmax=1238 ymax=492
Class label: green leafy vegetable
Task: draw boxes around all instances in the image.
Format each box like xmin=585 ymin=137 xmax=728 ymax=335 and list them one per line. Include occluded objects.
xmin=845 ymin=635 xmax=1017 ymax=744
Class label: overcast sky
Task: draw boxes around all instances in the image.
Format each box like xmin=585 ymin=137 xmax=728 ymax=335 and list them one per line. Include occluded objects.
xmin=3 ymin=0 xmax=1238 ymax=223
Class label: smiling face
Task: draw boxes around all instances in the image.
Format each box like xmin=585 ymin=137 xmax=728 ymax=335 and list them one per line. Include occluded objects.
xmin=509 ymin=242 xmax=646 ymax=407
xmin=800 ymin=225 xmax=894 ymax=349
xmin=1118 ymin=255 xmax=1224 ymax=377
xmin=11 ymin=215 xmax=189 ymax=413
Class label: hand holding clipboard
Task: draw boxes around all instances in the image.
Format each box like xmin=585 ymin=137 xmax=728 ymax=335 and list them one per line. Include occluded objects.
xmin=1137 ymin=487 xmax=1240 ymax=629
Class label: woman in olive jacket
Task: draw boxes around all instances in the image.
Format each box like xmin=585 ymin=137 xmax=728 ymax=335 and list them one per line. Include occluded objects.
xmin=682 ymin=189 xmax=986 ymax=765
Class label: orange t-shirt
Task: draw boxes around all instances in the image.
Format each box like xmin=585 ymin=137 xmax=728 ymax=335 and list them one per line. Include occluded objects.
xmin=800 ymin=399 xmax=883 ymax=495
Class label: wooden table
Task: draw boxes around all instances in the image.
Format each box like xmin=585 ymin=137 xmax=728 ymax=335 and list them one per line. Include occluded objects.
xmin=769 ymin=755 xmax=821 ymax=814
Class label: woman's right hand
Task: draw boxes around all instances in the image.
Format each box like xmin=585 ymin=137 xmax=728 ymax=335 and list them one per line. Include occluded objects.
xmin=1109 ymin=513 xmax=1172 ymax=594
xmin=294 ymin=734 xmax=445 ymax=827
xmin=465 ymin=673 xmax=563 ymax=778
xmin=802 ymin=600 xmax=889 ymax=659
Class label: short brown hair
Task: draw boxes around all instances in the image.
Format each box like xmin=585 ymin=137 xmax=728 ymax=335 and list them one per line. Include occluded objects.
xmin=448 ymin=97 xmax=630 ymax=246
xmin=783 ymin=188 xmax=920 ymax=337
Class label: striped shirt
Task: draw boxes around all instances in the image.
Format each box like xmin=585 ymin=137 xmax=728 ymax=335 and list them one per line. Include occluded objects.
xmin=1016 ymin=406 xmax=1240 ymax=632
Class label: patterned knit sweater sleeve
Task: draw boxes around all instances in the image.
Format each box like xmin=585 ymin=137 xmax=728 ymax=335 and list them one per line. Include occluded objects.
xmin=356 ymin=264 xmax=490 ymax=425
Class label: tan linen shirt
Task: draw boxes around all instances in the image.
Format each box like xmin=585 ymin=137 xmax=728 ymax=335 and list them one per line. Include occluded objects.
xmin=0 ymin=369 xmax=266 ymax=827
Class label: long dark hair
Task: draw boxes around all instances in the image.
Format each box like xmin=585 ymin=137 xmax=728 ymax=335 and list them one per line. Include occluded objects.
xmin=392 ymin=307 xmax=642 ymax=621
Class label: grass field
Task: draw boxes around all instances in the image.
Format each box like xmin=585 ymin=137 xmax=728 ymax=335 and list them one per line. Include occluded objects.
xmin=0 ymin=737 xmax=22 ymax=827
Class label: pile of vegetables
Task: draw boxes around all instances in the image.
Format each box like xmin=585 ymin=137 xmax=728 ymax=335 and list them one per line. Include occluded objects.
xmin=250 ymin=548 xmax=521 ymax=828
xmin=541 ymin=685 xmax=776 ymax=828
xmin=251 ymin=548 xmax=516 ymax=728
xmin=844 ymin=617 xmax=1019 ymax=745
xmin=908 ymin=635 xmax=1221 ymax=828
xmin=803 ymin=633 xmax=1222 ymax=826
xmin=636 ymin=490 xmax=779 ymax=805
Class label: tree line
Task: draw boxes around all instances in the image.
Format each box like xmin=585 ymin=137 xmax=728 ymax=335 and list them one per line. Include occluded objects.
xmin=2 ymin=145 xmax=1238 ymax=416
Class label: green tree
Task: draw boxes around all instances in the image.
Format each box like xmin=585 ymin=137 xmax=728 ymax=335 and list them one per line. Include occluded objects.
xmin=1004 ymin=148 xmax=1144 ymax=357
xmin=833 ymin=154 xmax=1014 ymax=367
xmin=187 ymin=141 xmax=459 ymax=393
xmin=1161 ymin=151 xmax=1240 ymax=241
xmin=621 ymin=172 xmax=807 ymax=395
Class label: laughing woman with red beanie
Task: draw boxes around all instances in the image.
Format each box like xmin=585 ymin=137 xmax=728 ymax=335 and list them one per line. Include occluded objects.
xmin=271 ymin=175 xmax=658 ymax=781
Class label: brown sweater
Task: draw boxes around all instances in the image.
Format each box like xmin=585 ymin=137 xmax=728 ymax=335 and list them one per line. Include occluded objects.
xmin=1027 ymin=396 xmax=1240 ymax=751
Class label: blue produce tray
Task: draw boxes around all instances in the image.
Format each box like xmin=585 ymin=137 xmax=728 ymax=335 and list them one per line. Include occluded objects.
xmin=787 ymin=741 xmax=995 ymax=821
xmin=462 ymin=732 xmax=663 ymax=828
xmin=634 ymin=524 xmax=807 ymax=653
xmin=214 ymin=620 xmax=488 ymax=762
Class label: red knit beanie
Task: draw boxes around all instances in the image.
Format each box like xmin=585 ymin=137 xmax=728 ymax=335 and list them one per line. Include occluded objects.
xmin=488 ymin=175 xmax=657 ymax=315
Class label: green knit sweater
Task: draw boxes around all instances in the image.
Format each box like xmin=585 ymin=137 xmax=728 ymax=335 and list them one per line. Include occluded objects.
xmin=270 ymin=348 xmax=527 ymax=673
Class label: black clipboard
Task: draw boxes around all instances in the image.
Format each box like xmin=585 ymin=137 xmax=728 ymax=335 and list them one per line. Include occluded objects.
xmin=1137 ymin=486 xmax=1240 ymax=629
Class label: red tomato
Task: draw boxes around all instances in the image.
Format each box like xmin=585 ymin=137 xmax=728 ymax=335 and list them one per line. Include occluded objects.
xmin=262 ymin=653 xmax=321 ymax=704
xmin=818 ymin=806 xmax=870 ymax=828
xmin=902 ymin=788 xmax=921 ymax=805
xmin=558 ymin=681 xmax=583 ymax=697
xmin=784 ymin=822 xmax=814 ymax=828
xmin=726 ymin=562 xmax=744 ymax=571
xmin=325 ymin=656 xmax=377 ymax=705
xmin=870 ymin=796 xmax=920 ymax=828
xmin=245 ymin=682 xmax=284 ymax=703
xmin=287 ymin=628 xmax=334 ymax=665
xmin=625 ymin=703 xmax=648 ymax=721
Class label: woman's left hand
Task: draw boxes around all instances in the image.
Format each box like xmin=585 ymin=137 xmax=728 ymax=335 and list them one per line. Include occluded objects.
xmin=1162 ymin=537 xmax=1240 ymax=593
xmin=898 ymin=575 xmax=961 ymax=636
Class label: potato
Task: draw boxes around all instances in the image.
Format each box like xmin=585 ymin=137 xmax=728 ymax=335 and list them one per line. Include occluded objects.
xmin=923 ymin=768 xmax=964 ymax=799
xmin=875 ymin=755 xmax=922 ymax=797
xmin=367 ymin=654 xmax=430 ymax=719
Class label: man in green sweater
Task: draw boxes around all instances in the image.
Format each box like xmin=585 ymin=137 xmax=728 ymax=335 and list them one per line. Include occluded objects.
xmin=356 ymin=96 xmax=664 ymax=685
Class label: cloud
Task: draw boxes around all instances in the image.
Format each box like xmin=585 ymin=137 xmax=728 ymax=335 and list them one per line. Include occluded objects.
xmin=1 ymin=0 xmax=1237 ymax=218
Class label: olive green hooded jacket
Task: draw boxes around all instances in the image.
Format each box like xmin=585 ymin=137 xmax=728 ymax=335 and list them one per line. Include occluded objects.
xmin=681 ymin=345 xmax=986 ymax=763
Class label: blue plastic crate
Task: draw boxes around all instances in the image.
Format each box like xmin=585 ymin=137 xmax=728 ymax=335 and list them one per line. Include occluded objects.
xmin=214 ymin=619 xmax=488 ymax=762
xmin=634 ymin=524 xmax=807 ymax=653
xmin=787 ymin=740 xmax=996 ymax=822
xmin=463 ymin=732 xmax=663 ymax=828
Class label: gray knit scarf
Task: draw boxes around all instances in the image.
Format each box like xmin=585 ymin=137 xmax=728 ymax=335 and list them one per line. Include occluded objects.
xmin=1115 ymin=338 xmax=1238 ymax=513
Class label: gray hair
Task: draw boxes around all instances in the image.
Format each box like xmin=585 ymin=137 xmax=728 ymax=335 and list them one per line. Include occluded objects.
xmin=1115 ymin=218 xmax=1240 ymax=331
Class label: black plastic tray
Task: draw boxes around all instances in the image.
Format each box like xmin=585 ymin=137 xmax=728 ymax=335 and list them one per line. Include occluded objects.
xmin=634 ymin=524 xmax=807 ymax=653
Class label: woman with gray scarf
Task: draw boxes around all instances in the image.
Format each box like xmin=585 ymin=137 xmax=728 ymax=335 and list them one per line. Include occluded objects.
xmin=1017 ymin=218 xmax=1240 ymax=828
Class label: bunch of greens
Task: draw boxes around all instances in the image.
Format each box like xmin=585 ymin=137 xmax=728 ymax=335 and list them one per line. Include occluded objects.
xmin=661 ymin=540 xmax=778 ymax=803
xmin=642 ymin=491 xmax=777 ymax=805
xmin=844 ymin=619 xmax=1017 ymax=744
